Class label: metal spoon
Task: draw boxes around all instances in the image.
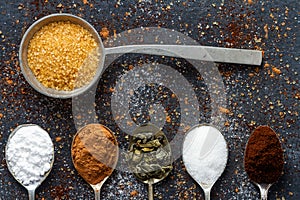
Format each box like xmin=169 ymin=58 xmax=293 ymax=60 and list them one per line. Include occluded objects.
xmin=19 ymin=13 xmax=263 ymax=98
xmin=71 ymin=124 xmax=119 ymax=200
xmin=5 ymin=124 xmax=54 ymax=200
xmin=182 ymin=124 xmax=228 ymax=200
xmin=127 ymin=123 xmax=173 ymax=200
xmin=244 ymin=125 xmax=284 ymax=200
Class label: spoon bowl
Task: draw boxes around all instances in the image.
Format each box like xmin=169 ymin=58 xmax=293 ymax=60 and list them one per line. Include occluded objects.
xmin=71 ymin=124 xmax=119 ymax=200
xmin=182 ymin=124 xmax=228 ymax=200
xmin=5 ymin=124 xmax=54 ymax=200
xmin=244 ymin=125 xmax=284 ymax=200
xmin=127 ymin=124 xmax=172 ymax=200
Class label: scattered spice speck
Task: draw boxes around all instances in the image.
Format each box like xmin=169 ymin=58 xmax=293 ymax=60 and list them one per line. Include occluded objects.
xmin=264 ymin=24 xmax=269 ymax=39
xmin=272 ymin=67 xmax=282 ymax=75
xmin=130 ymin=190 xmax=138 ymax=197
xmin=100 ymin=27 xmax=110 ymax=39
xmin=57 ymin=3 xmax=63 ymax=8
xmin=219 ymin=106 xmax=231 ymax=115
xmin=55 ymin=136 xmax=62 ymax=142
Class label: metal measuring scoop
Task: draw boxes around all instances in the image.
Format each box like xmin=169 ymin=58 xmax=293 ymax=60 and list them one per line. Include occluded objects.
xmin=71 ymin=124 xmax=119 ymax=200
xmin=19 ymin=13 xmax=263 ymax=98
xmin=244 ymin=125 xmax=284 ymax=200
xmin=5 ymin=124 xmax=54 ymax=200
xmin=127 ymin=124 xmax=172 ymax=200
xmin=182 ymin=124 xmax=228 ymax=200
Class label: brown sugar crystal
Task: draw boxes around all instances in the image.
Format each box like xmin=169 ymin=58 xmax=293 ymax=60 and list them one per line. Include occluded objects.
xmin=27 ymin=21 xmax=100 ymax=91
xmin=71 ymin=124 xmax=118 ymax=185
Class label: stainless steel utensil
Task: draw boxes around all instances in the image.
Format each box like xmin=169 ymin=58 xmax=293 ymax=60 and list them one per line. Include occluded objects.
xmin=5 ymin=124 xmax=54 ymax=200
xmin=19 ymin=13 xmax=263 ymax=98
xmin=182 ymin=124 xmax=228 ymax=200
xmin=244 ymin=125 xmax=284 ymax=200
xmin=71 ymin=124 xmax=119 ymax=200
xmin=127 ymin=124 xmax=172 ymax=200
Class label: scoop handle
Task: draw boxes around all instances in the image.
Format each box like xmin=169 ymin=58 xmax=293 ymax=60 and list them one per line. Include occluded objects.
xmin=148 ymin=182 xmax=154 ymax=200
xmin=28 ymin=189 xmax=35 ymax=200
xmin=257 ymin=183 xmax=272 ymax=200
xmin=91 ymin=180 xmax=107 ymax=200
xmin=94 ymin=188 xmax=100 ymax=200
xmin=105 ymin=45 xmax=262 ymax=66
xmin=203 ymin=187 xmax=211 ymax=200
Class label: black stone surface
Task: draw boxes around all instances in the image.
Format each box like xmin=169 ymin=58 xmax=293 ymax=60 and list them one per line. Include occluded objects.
xmin=0 ymin=0 xmax=299 ymax=199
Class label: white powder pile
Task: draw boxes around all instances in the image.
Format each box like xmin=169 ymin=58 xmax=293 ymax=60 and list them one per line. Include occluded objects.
xmin=182 ymin=125 xmax=228 ymax=188
xmin=5 ymin=125 xmax=54 ymax=187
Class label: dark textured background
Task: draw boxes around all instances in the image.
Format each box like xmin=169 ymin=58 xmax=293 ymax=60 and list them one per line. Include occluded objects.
xmin=0 ymin=0 xmax=299 ymax=199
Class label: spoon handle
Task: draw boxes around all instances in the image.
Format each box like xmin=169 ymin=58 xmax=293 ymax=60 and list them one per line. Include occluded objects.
xmin=91 ymin=178 xmax=109 ymax=200
xmin=93 ymin=188 xmax=101 ymax=200
xmin=28 ymin=189 xmax=35 ymax=200
xmin=257 ymin=183 xmax=272 ymax=200
xmin=148 ymin=182 xmax=154 ymax=200
xmin=203 ymin=188 xmax=211 ymax=200
xmin=105 ymin=45 xmax=262 ymax=66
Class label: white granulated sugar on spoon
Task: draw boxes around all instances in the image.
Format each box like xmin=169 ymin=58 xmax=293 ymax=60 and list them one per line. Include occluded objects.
xmin=182 ymin=124 xmax=228 ymax=200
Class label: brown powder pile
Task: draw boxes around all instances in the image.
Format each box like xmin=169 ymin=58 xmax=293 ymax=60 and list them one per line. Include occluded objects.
xmin=27 ymin=21 xmax=100 ymax=91
xmin=244 ymin=125 xmax=284 ymax=184
xmin=71 ymin=124 xmax=118 ymax=185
